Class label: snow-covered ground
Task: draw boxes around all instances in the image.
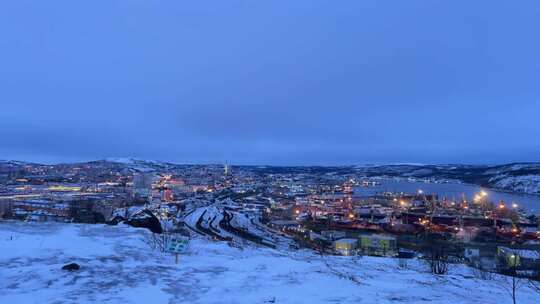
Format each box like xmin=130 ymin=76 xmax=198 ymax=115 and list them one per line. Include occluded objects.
xmin=1 ymin=221 xmax=538 ymax=304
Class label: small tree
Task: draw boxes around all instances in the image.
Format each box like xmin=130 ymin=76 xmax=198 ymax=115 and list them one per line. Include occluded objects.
xmin=526 ymin=251 xmax=540 ymax=296
xmin=499 ymin=268 xmax=525 ymax=304
xmin=496 ymin=252 xmax=526 ymax=304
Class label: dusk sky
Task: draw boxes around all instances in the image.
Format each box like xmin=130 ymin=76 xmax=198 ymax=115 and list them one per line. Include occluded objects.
xmin=1 ymin=1 xmax=539 ymax=165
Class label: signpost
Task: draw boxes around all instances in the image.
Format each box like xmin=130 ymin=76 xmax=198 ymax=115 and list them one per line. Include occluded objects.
xmin=167 ymin=236 xmax=189 ymax=264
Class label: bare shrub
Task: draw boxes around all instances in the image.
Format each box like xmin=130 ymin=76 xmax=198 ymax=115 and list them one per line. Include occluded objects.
xmin=142 ymin=218 xmax=175 ymax=252
xmin=425 ymin=246 xmax=449 ymax=275
xmin=398 ymin=258 xmax=408 ymax=269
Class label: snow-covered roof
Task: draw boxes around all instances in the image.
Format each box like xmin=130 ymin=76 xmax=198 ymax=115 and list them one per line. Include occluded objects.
xmin=334 ymin=238 xmax=358 ymax=245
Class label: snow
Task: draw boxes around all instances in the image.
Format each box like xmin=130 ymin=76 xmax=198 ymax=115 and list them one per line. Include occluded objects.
xmin=490 ymin=174 xmax=540 ymax=194
xmin=1 ymin=221 xmax=539 ymax=304
xmin=184 ymin=205 xmax=285 ymax=248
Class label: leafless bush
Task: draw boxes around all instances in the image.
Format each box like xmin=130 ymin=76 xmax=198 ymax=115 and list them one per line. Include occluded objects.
xmin=142 ymin=218 xmax=175 ymax=252
xmin=425 ymin=246 xmax=449 ymax=275
xmin=142 ymin=231 xmax=174 ymax=252
xmin=142 ymin=231 xmax=159 ymax=250
xmin=398 ymin=258 xmax=408 ymax=269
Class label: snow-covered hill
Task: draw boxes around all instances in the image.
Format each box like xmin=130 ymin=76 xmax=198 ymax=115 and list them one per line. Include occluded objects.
xmin=489 ymin=174 xmax=540 ymax=194
xmin=1 ymin=221 xmax=539 ymax=304
xmin=355 ymin=163 xmax=540 ymax=195
xmin=101 ymin=157 xmax=179 ymax=172
xmin=3 ymin=157 xmax=540 ymax=195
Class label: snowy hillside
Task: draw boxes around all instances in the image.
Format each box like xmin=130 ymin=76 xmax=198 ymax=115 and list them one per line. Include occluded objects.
xmin=1 ymin=221 xmax=539 ymax=304
xmin=489 ymin=174 xmax=540 ymax=194
xmin=355 ymin=163 xmax=540 ymax=195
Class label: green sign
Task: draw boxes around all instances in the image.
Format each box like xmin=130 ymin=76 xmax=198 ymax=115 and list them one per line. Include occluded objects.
xmin=167 ymin=237 xmax=189 ymax=254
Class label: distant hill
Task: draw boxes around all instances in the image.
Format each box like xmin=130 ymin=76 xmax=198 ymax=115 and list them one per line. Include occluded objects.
xmin=354 ymin=163 xmax=540 ymax=195
xmin=2 ymin=159 xmax=540 ymax=195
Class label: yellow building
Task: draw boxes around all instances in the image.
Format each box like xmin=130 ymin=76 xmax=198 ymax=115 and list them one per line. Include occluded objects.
xmin=334 ymin=238 xmax=358 ymax=256
xmin=359 ymin=234 xmax=397 ymax=256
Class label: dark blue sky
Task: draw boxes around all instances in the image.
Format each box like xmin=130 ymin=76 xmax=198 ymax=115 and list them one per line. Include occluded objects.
xmin=1 ymin=1 xmax=539 ymax=165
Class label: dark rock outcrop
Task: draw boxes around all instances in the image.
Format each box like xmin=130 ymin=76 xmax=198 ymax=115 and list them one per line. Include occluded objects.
xmin=125 ymin=209 xmax=163 ymax=234
xmin=62 ymin=263 xmax=80 ymax=271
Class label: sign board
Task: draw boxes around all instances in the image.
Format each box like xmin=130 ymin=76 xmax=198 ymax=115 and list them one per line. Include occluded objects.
xmin=167 ymin=237 xmax=189 ymax=254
